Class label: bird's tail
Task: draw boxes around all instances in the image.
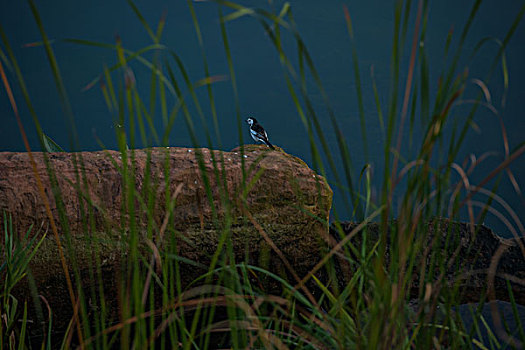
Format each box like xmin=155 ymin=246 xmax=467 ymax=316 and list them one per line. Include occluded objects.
xmin=265 ymin=141 xmax=275 ymax=150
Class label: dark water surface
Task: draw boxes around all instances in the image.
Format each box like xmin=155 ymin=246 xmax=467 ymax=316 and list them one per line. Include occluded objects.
xmin=0 ymin=1 xmax=523 ymax=237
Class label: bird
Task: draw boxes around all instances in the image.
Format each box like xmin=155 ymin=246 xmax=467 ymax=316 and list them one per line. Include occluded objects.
xmin=246 ymin=117 xmax=274 ymax=150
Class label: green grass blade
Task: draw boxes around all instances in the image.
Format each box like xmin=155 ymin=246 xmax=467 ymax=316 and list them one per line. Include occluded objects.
xmin=126 ymin=0 xmax=157 ymax=43
xmin=42 ymin=133 xmax=65 ymax=152
xmin=27 ymin=0 xmax=78 ymax=150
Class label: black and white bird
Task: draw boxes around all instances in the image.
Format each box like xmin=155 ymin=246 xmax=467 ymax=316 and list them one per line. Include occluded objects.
xmin=246 ymin=117 xmax=274 ymax=150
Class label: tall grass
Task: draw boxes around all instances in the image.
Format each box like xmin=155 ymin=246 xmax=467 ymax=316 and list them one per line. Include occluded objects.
xmin=0 ymin=214 xmax=47 ymax=348
xmin=0 ymin=0 xmax=524 ymax=348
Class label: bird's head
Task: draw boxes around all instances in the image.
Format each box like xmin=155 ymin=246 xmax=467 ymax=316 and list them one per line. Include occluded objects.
xmin=246 ymin=117 xmax=256 ymax=126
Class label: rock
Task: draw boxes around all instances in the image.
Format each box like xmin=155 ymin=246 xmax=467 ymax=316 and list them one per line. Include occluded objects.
xmin=457 ymin=301 xmax=525 ymax=347
xmin=0 ymin=145 xmax=332 ymax=335
xmin=0 ymin=145 xmax=332 ymax=239
xmin=332 ymin=220 xmax=525 ymax=305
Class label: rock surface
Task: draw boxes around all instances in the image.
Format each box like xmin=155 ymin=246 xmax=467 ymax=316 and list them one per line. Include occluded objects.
xmin=0 ymin=145 xmax=331 ymax=239
xmin=0 ymin=145 xmax=332 ymax=335
xmin=2 ymin=146 xmax=524 ymax=344
xmin=332 ymin=221 xmax=525 ymax=305
xmin=457 ymin=301 xmax=525 ymax=347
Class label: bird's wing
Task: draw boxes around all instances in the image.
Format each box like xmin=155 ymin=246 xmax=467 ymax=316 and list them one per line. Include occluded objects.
xmin=251 ymin=124 xmax=270 ymax=141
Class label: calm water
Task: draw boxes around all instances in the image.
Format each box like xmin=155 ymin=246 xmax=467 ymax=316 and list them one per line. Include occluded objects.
xmin=1 ymin=1 xmax=523 ymax=237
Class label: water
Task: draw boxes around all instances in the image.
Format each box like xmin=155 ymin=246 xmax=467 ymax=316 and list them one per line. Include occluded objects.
xmin=0 ymin=0 xmax=523 ymax=237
